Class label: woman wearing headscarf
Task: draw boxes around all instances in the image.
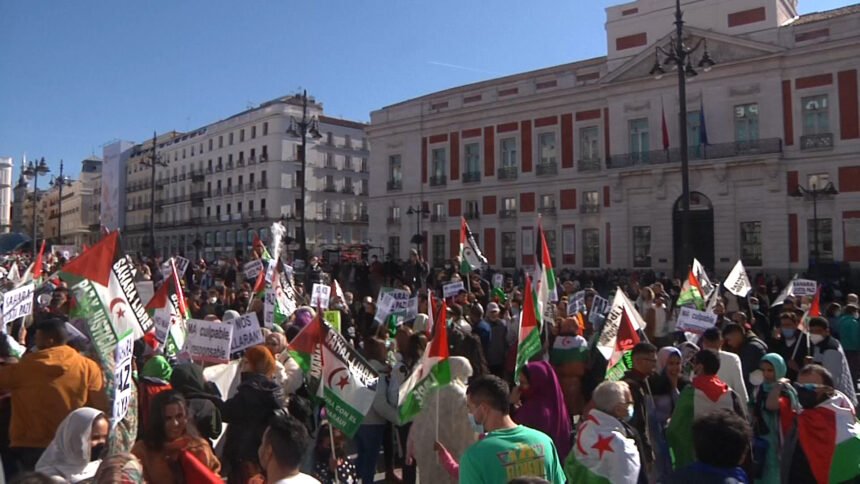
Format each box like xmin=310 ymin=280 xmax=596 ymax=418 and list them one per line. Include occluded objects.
xmin=647 ymin=346 xmax=690 ymax=482
xmin=511 ymin=361 xmax=572 ymax=458
xmin=752 ymin=353 xmax=796 ymax=484
xmin=131 ymin=391 xmax=220 ymax=484
xmin=169 ymin=363 xmax=223 ymax=443
xmin=407 ymin=356 xmax=476 ymax=484
xmin=35 ymin=407 xmax=109 ymax=482
xmin=221 ymin=344 xmax=284 ymax=483
xmin=138 ymin=355 xmax=174 ymax=434
xmin=264 ymin=332 xmax=303 ymax=398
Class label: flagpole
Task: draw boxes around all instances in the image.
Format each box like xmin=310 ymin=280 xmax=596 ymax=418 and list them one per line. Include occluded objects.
xmin=435 ymin=388 xmax=440 ymax=442
xmin=328 ymin=422 xmax=340 ymax=484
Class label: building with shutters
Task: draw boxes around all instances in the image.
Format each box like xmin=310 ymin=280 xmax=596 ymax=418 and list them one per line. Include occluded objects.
xmin=367 ymin=0 xmax=860 ymax=277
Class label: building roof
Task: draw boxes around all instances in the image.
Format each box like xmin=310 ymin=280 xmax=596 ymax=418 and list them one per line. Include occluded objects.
xmin=794 ymin=2 xmax=860 ymax=25
xmin=319 ymin=115 xmax=368 ymax=130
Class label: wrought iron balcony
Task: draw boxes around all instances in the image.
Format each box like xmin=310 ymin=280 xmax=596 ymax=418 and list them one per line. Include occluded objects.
xmin=538 ymin=206 xmax=557 ymax=216
xmin=429 ymin=175 xmax=447 ymax=187
xmin=497 ymin=166 xmax=518 ymax=180
xmin=462 ymin=171 xmax=481 ymax=183
xmin=499 ymin=209 xmax=517 ymax=219
xmin=323 ymin=185 xmax=337 ymax=193
xmin=387 ymin=217 xmax=401 ymax=225
xmin=578 ymin=158 xmax=602 ymax=172
xmin=464 ymin=211 xmax=480 ymax=220
xmin=606 ymin=138 xmax=783 ymax=169
xmin=430 ymin=214 xmax=446 ymax=222
xmin=387 ymin=179 xmax=402 ymax=191
xmin=800 ymin=133 xmax=833 ymax=151
xmin=536 ymin=161 xmax=558 ymax=176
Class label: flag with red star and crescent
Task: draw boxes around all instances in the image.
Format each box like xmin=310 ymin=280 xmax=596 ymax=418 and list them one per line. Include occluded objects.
xmin=397 ymin=296 xmax=451 ymax=422
xmin=564 ymin=409 xmax=641 ymax=483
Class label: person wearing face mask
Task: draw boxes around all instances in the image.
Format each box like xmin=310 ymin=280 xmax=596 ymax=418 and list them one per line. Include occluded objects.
xmin=807 ymin=317 xmax=857 ymax=407
xmin=780 ymin=364 xmax=860 ymax=484
xmin=564 ymin=380 xmax=643 ymax=484
xmin=648 ymin=347 xmax=690 ymax=483
xmin=667 ymin=350 xmax=748 ymax=471
xmin=511 ymin=361 xmax=572 ymax=459
xmin=35 ymin=408 xmax=109 ymax=482
xmin=768 ymin=312 xmax=810 ymax=380
xmin=257 ymin=412 xmax=319 ymax=483
xmin=751 ymin=353 xmax=798 ymax=484
xmin=458 ymin=375 xmax=565 ymax=483
xmin=747 ymin=296 xmax=771 ymax=339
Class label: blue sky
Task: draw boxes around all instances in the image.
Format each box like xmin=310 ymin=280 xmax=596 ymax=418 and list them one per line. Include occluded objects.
xmin=0 ymin=0 xmax=851 ymax=178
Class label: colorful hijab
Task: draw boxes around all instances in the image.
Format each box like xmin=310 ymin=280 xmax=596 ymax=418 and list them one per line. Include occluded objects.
xmin=36 ymin=407 xmax=106 ymax=482
xmin=93 ymin=453 xmax=145 ymax=484
xmin=244 ymin=345 xmax=276 ymax=378
xmin=142 ymin=355 xmax=173 ymax=381
xmin=656 ymin=347 xmax=682 ymax=374
xmin=513 ymin=361 xmax=572 ymax=458
xmin=760 ymin=353 xmax=787 ymax=392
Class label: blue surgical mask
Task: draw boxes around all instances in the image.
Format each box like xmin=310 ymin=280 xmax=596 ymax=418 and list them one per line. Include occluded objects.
xmin=781 ymin=328 xmax=796 ymax=339
xmin=626 ymin=404 xmax=635 ymax=422
xmin=467 ymin=413 xmax=484 ymax=434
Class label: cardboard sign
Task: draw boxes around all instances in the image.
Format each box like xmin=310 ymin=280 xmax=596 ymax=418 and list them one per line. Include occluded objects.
xmin=243 ymin=259 xmax=264 ymax=281
xmin=311 ymin=284 xmax=331 ymax=309
xmin=112 ymin=331 xmax=134 ymax=425
xmin=443 ymin=281 xmax=465 ymax=299
xmin=230 ymin=313 xmax=264 ymax=354
xmin=588 ymin=295 xmax=610 ymax=325
xmin=2 ymin=283 xmax=34 ymax=324
xmin=374 ymin=287 xmax=411 ymax=324
xmin=324 ymin=310 xmax=342 ymax=333
xmin=185 ymin=319 xmax=233 ymax=363
xmin=792 ymin=279 xmax=817 ymax=297
xmin=152 ymin=307 xmax=172 ymax=344
xmin=676 ymin=307 xmax=718 ymax=334
xmin=492 ymin=273 xmax=504 ymax=289
xmin=568 ymin=291 xmax=586 ymax=316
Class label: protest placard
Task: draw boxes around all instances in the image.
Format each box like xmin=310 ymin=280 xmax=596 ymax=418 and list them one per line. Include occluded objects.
xmin=443 ymin=281 xmax=465 ymax=299
xmin=588 ymin=295 xmax=610 ymax=326
xmin=229 ymin=313 xmax=264 ymax=354
xmin=173 ymin=256 xmax=190 ymax=277
xmin=405 ymin=297 xmax=419 ymax=321
xmin=243 ymin=259 xmax=264 ymax=281
xmin=152 ymin=307 xmax=172 ymax=344
xmin=324 ymin=311 xmax=342 ymax=333
xmin=492 ymin=273 xmax=504 ymax=289
xmin=3 ymin=283 xmax=34 ymax=324
xmin=568 ymin=291 xmax=586 ymax=316
xmin=676 ymin=307 xmax=718 ymax=334
xmin=311 ymin=284 xmax=331 ymax=309
xmin=113 ymin=330 xmax=134 ymax=424
xmin=185 ymin=319 xmax=233 ymax=364
xmin=792 ymin=279 xmax=817 ymax=296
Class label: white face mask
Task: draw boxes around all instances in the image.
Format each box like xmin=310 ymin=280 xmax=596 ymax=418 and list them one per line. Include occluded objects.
xmin=810 ymin=333 xmax=826 ymax=345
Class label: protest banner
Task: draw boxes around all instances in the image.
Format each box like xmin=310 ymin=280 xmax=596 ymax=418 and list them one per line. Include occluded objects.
xmin=724 ymin=260 xmax=752 ymax=297
xmin=112 ymin=330 xmax=134 ymax=424
xmin=2 ymin=283 xmax=34 ymax=324
xmin=374 ymin=287 xmax=411 ymax=324
xmin=676 ymin=307 xmax=719 ymax=334
xmin=185 ymin=319 xmax=233 ymax=364
xmin=243 ymin=259 xmax=264 ymax=281
xmin=792 ymin=279 xmax=817 ymax=297
xmin=324 ymin=310 xmax=342 ymax=333
xmin=229 ymin=313 xmax=264 ymax=354
xmin=492 ymin=273 xmax=504 ymax=289
xmin=443 ymin=281 xmax=465 ymax=299
xmin=311 ymin=284 xmax=331 ymax=309
xmin=588 ymin=295 xmax=610 ymax=325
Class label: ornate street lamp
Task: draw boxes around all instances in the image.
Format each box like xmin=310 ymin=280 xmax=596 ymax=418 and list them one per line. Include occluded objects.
xmin=50 ymin=159 xmax=73 ymax=244
xmin=22 ymin=157 xmax=50 ymax=255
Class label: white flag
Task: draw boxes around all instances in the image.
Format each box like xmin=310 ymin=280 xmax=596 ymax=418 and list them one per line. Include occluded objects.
xmin=693 ymin=258 xmax=715 ymax=298
xmin=724 ymin=260 xmax=752 ymax=297
xmin=771 ymin=274 xmax=798 ymax=307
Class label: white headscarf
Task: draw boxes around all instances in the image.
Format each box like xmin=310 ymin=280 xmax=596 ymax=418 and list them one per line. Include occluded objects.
xmin=36 ymin=407 xmax=105 ymax=482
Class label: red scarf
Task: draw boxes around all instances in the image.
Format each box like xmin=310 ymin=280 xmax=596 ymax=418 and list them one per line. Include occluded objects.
xmin=692 ymin=375 xmax=729 ymax=402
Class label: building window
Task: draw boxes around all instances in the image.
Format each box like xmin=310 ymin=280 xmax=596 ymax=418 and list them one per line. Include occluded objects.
xmin=240 ymin=129 xmax=245 ymax=142
xmin=580 ymin=126 xmax=600 ymax=162
xmin=501 ymin=196 xmax=517 ymax=218
xmin=432 ymin=234 xmax=446 ymax=266
xmin=251 ymin=126 xmax=257 ymax=139
xmin=327 ymin=132 xmax=334 ymax=145
xmin=632 ymin=226 xmax=651 ymax=268
xmin=263 ymin=122 xmax=269 ymax=136
xmin=344 ymin=155 xmax=352 ymax=171
xmin=538 ymin=132 xmax=556 ymax=165
xmin=208 ymin=139 xmax=213 ymax=151
xmin=500 ymin=137 xmax=517 ymax=168
xmin=808 ymin=173 xmax=830 ymax=189
xmin=260 ymin=198 xmax=266 ymax=212
xmin=324 ymin=175 xmax=335 ymax=191
xmin=229 ymin=133 xmax=234 ymax=145
xmin=432 ymin=202 xmax=445 ymax=220
xmin=582 ymin=191 xmax=600 ymax=213
xmin=583 ymin=228 xmax=600 ymax=268
xmin=389 ymin=206 xmax=401 ymax=221
xmin=808 ymin=218 xmax=833 ymax=262
xmin=360 ymin=179 xmax=368 ymax=195
xmin=739 ymin=221 xmax=762 ymax=267
xmin=431 ymin=148 xmax=446 ymax=179
xmin=802 ymin=95 xmax=829 ymax=135
xmin=734 ymin=103 xmax=759 ymax=142
xmin=219 ymin=136 xmax=223 ymax=148
xmin=388 ymin=236 xmax=400 ymax=259
xmin=465 ymin=200 xmax=480 ymax=219
xmin=464 ymin=142 xmax=481 ymax=175
xmin=628 ymin=118 xmax=649 ymax=161
xmin=501 ymin=232 xmax=517 ymax=268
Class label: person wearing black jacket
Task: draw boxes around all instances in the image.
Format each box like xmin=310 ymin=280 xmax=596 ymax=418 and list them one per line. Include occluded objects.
xmin=621 ymin=343 xmax=658 ymax=476
xmin=169 ymin=363 xmax=223 ymax=443
xmin=722 ymin=323 xmax=768 ymax=397
xmin=768 ymin=312 xmax=811 ymax=381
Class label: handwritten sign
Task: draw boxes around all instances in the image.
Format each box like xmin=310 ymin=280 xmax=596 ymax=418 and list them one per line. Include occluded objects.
xmin=588 ymin=295 xmax=610 ymax=325
xmin=3 ymin=283 xmax=34 ymax=324
xmin=676 ymin=307 xmax=718 ymax=334
xmin=492 ymin=274 xmax=504 ymax=289
xmin=311 ymin=284 xmax=331 ymax=309
xmin=568 ymin=291 xmax=586 ymax=316
xmin=243 ymin=259 xmax=264 ymax=281
xmin=443 ymin=281 xmax=465 ymax=299
xmin=324 ymin=311 xmax=342 ymax=333
xmin=792 ymin=279 xmax=817 ymax=297
xmin=112 ymin=331 xmax=134 ymax=424
xmin=185 ymin=319 xmax=233 ymax=364
xmin=229 ymin=313 xmax=264 ymax=354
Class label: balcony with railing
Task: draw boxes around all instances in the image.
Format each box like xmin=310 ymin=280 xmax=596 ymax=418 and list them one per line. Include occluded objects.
xmin=462 ymin=171 xmax=481 ymax=183
xmin=257 ymin=180 xmax=268 ymax=189
xmin=464 ymin=211 xmax=480 ymax=220
xmin=800 ymin=133 xmax=833 ymax=151
xmin=387 ymin=179 xmax=402 ymax=191
xmin=323 ymin=184 xmax=337 ymax=193
xmin=341 ymin=185 xmax=354 ymax=195
xmin=536 ymin=161 xmax=558 ymax=176
xmin=387 ymin=216 xmax=401 ymax=225
xmin=497 ymin=166 xmax=518 ymax=180
xmin=430 ymin=213 xmax=446 ymax=222
xmin=429 ymin=175 xmax=447 ymax=187
xmin=578 ymin=158 xmax=602 ymax=172
xmin=499 ymin=209 xmax=516 ymax=219
xmin=606 ymin=138 xmax=783 ymax=169
xmin=538 ymin=205 xmax=557 ymax=216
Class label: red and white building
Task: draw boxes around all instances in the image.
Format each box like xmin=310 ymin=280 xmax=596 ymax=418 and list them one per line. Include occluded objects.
xmin=368 ymin=0 xmax=860 ymax=276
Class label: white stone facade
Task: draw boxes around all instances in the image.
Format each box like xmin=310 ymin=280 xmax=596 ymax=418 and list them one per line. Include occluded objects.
xmin=368 ymin=0 xmax=860 ymax=277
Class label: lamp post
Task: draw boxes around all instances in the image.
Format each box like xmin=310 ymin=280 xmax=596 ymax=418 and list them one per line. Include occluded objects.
xmin=791 ymin=181 xmax=838 ymax=275
xmin=22 ymin=157 xmax=50 ymax=255
xmin=650 ymin=0 xmax=715 ymax=274
xmin=141 ymin=132 xmax=169 ymax=259
xmin=406 ymin=205 xmax=430 ymax=256
xmin=286 ymin=90 xmax=322 ymax=266
xmin=50 ymin=159 xmax=73 ymax=245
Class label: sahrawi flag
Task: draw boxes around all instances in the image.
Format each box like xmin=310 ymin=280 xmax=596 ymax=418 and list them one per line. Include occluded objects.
xmin=723 ymin=260 xmax=752 ymax=297
xmin=288 ymin=314 xmax=379 ymax=437
xmin=797 ymin=392 xmax=860 ymax=484
xmin=60 ymin=231 xmax=153 ymax=346
xmin=254 ymin=261 xmax=294 ymax=328
xmin=692 ymin=258 xmax=715 ymax=298
xmin=597 ymin=288 xmax=645 ymax=381
xmin=515 ymin=275 xmax=542 ymax=380
xmin=565 ymin=409 xmax=642 ymax=484
xmin=398 ymin=297 xmax=451 ymax=422
xmin=676 ymin=270 xmax=705 ymax=310
xmin=531 ymin=218 xmax=558 ymax=324
xmin=459 ymin=217 xmax=487 ymax=273
xmin=145 ymin=262 xmax=189 ymax=357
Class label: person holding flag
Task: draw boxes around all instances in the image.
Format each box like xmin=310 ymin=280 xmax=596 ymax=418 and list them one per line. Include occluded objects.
xmin=808 ymin=317 xmax=857 ymax=406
